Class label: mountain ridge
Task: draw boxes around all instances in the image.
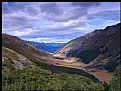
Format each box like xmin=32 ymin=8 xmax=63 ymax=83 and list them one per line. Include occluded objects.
xmin=55 ymin=23 xmax=120 ymax=72
xmin=2 ymin=33 xmax=53 ymax=63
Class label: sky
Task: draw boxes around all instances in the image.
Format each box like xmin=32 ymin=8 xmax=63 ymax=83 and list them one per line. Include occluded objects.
xmin=2 ymin=2 xmax=120 ymax=43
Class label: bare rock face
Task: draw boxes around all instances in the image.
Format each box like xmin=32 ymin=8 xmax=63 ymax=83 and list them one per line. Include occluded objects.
xmin=55 ymin=23 xmax=121 ymax=72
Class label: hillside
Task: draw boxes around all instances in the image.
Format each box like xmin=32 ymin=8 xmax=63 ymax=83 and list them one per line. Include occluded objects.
xmin=2 ymin=33 xmax=53 ymax=63
xmin=2 ymin=47 xmax=36 ymax=75
xmin=55 ymin=23 xmax=120 ymax=72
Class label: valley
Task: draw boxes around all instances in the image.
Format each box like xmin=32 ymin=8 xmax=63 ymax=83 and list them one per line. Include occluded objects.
xmin=50 ymin=23 xmax=120 ymax=84
xmin=2 ymin=2 xmax=121 ymax=91
xmin=2 ymin=23 xmax=120 ymax=90
xmin=52 ymin=54 xmax=113 ymax=83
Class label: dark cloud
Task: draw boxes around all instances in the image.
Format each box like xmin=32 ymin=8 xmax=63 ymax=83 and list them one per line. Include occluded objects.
xmin=46 ymin=8 xmax=87 ymax=22
xmin=7 ymin=2 xmax=14 ymax=6
xmin=87 ymin=10 xmax=120 ymax=21
xmin=26 ymin=6 xmax=38 ymax=16
xmin=71 ymin=2 xmax=100 ymax=9
xmin=2 ymin=3 xmax=12 ymax=14
xmin=10 ymin=2 xmax=29 ymax=11
xmin=40 ymin=3 xmax=63 ymax=15
xmin=2 ymin=2 xmax=29 ymax=14
xmin=71 ymin=2 xmax=100 ymax=18
xmin=41 ymin=2 xmax=100 ymax=22
xmin=3 ymin=15 xmax=30 ymax=29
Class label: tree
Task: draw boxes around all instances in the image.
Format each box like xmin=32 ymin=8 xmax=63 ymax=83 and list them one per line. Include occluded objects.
xmin=110 ymin=65 xmax=121 ymax=91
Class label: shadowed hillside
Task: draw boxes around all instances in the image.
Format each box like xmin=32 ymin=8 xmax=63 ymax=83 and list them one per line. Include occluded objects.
xmin=55 ymin=23 xmax=120 ymax=72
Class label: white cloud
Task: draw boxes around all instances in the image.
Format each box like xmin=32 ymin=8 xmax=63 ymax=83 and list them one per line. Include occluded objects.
xmin=2 ymin=2 xmax=120 ymax=43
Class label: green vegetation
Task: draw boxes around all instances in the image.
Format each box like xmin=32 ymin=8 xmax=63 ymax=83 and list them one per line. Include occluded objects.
xmin=2 ymin=67 xmax=104 ymax=90
xmin=31 ymin=59 xmax=99 ymax=82
xmin=2 ymin=58 xmax=105 ymax=90
xmin=102 ymin=65 xmax=121 ymax=91
xmin=2 ymin=52 xmax=120 ymax=91
xmin=2 ymin=57 xmax=16 ymax=75
xmin=2 ymin=47 xmax=17 ymax=75
xmin=2 ymin=47 xmax=18 ymax=60
xmin=109 ymin=65 xmax=121 ymax=91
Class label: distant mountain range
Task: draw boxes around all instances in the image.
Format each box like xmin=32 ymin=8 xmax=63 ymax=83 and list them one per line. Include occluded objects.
xmin=55 ymin=23 xmax=121 ymax=72
xmin=26 ymin=41 xmax=66 ymax=53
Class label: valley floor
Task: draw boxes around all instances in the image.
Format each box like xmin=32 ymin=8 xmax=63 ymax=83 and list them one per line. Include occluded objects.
xmin=52 ymin=54 xmax=113 ymax=83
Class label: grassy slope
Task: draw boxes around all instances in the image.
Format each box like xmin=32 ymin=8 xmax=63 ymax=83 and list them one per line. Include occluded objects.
xmin=2 ymin=47 xmax=104 ymax=90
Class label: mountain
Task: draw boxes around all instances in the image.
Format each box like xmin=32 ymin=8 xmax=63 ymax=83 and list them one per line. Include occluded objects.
xmin=55 ymin=23 xmax=121 ymax=72
xmin=26 ymin=41 xmax=65 ymax=53
xmin=2 ymin=33 xmax=105 ymax=90
xmin=2 ymin=34 xmax=53 ymax=65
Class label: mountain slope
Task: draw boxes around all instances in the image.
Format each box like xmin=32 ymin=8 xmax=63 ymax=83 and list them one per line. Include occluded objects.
xmin=2 ymin=47 xmax=36 ymax=75
xmin=2 ymin=33 xmax=53 ymax=62
xmin=55 ymin=23 xmax=121 ymax=72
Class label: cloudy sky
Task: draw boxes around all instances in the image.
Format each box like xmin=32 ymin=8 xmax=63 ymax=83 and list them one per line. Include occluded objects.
xmin=2 ymin=2 xmax=120 ymax=43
